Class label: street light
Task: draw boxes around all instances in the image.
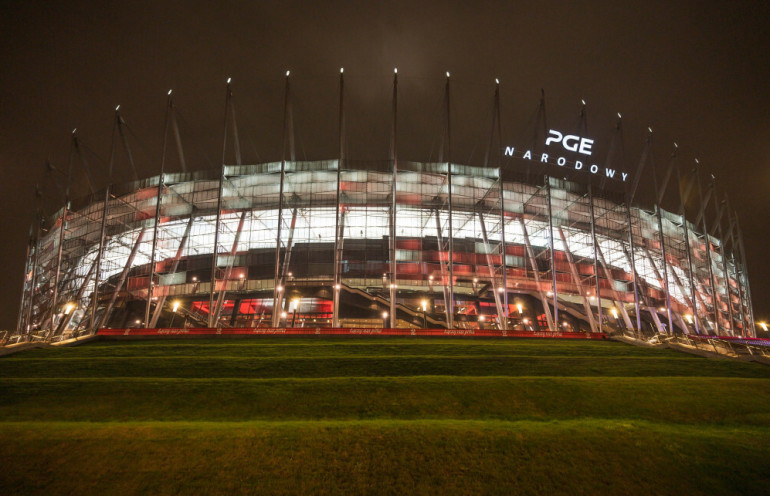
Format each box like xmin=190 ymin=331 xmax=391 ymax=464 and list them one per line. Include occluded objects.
xmin=170 ymin=300 xmax=181 ymax=327
xmin=479 ymin=315 xmax=485 ymax=329
xmin=760 ymin=322 xmax=768 ymax=332
xmin=421 ymin=299 xmax=428 ymax=328
xmin=382 ymin=311 xmax=388 ymax=328
xmin=291 ymin=298 xmax=300 ymax=327
xmin=63 ymin=302 xmax=75 ymax=315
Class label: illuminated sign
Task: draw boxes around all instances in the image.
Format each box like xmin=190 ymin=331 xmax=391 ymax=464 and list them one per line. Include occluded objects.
xmin=544 ymin=130 xmax=594 ymax=155
xmin=504 ymin=128 xmax=628 ymax=182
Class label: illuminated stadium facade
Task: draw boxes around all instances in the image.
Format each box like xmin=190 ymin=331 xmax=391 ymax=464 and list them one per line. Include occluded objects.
xmin=14 ymin=73 xmax=757 ymax=340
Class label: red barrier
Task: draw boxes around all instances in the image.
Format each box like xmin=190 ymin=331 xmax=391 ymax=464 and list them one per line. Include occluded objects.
xmin=97 ymin=327 xmax=607 ymax=339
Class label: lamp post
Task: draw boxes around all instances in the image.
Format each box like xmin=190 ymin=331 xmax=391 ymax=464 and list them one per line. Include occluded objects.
xmin=170 ymin=300 xmax=180 ymax=327
xmin=479 ymin=314 xmax=485 ymax=330
xmin=421 ymin=299 xmax=428 ymax=328
xmin=382 ymin=311 xmax=388 ymax=328
xmin=291 ymin=298 xmax=300 ymax=327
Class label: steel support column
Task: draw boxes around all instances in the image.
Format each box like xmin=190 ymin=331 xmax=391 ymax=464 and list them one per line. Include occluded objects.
xmin=478 ymin=212 xmax=505 ymax=329
xmin=58 ymin=258 xmax=97 ymax=335
xmin=588 ymin=184 xmax=603 ymax=333
xmin=212 ymin=210 xmax=247 ymax=326
xmin=594 ymin=243 xmax=635 ymax=331
xmin=434 ymin=210 xmax=452 ymax=328
xmin=99 ymin=227 xmax=147 ymax=328
xmin=558 ymin=227 xmax=598 ymax=332
xmin=518 ymin=217 xmax=555 ymax=332
xmin=444 ymin=74 xmax=455 ymax=329
xmin=653 ymin=152 xmax=676 ymax=335
xmin=90 ymin=185 xmax=110 ymax=332
xmin=17 ymin=237 xmax=33 ymax=333
xmin=209 ymin=81 xmax=233 ymax=327
xmin=545 ymin=177 xmax=559 ymax=326
xmin=735 ymin=216 xmax=755 ymax=336
xmin=24 ymin=217 xmax=42 ymax=338
xmin=389 ymin=69 xmax=398 ymax=329
xmin=333 ymin=69 xmax=344 ymax=328
xmin=272 ymin=72 xmax=292 ymax=328
xmin=654 ymin=207 xmax=674 ymax=334
xmin=695 ymin=168 xmax=721 ymax=334
xmin=725 ymin=205 xmax=747 ymax=336
xmin=677 ymin=167 xmax=701 ymax=334
xmin=144 ymin=92 xmax=173 ymax=328
xmin=625 ymin=204 xmax=642 ymax=336
xmin=713 ymin=196 xmax=735 ymax=335
xmin=149 ymin=215 xmax=194 ymax=327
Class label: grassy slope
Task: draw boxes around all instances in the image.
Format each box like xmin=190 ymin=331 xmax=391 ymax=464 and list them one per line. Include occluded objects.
xmin=1 ymin=338 xmax=769 ymax=495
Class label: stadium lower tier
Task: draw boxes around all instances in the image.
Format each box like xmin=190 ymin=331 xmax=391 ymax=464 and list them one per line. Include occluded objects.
xmin=16 ymin=160 xmax=755 ymax=340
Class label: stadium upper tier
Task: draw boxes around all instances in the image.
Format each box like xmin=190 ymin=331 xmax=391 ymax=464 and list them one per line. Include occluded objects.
xmin=17 ymin=160 xmax=754 ymax=339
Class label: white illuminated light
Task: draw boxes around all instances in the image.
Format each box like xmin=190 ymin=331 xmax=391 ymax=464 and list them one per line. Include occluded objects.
xmin=72 ymin=128 xmax=77 ymax=134
xmin=617 ymin=112 xmax=622 ymax=119
xmin=115 ymin=105 xmax=120 ymax=111
xmin=281 ymin=311 xmax=287 ymax=319
xmin=581 ymin=99 xmax=586 ymax=105
xmin=686 ymin=314 xmax=694 ymax=324
xmin=495 ymin=78 xmax=499 ymax=84
xmin=544 ymin=129 xmax=594 ymax=156
xmin=340 ymin=67 xmax=344 ymax=74
xmin=239 ymin=273 xmax=244 ymax=279
xmin=227 ymin=77 xmax=231 ymax=84
xmin=478 ymin=315 xmax=485 ymax=322
xmin=64 ymin=303 xmax=75 ymax=315
xmin=516 ymin=303 xmax=523 ymax=314
xmin=382 ymin=311 xmax=388 ymax=319
xmin=421 ymin=300 xmax=428 ymax=312
xmin=394 ymin=67 xmax=398 ymax=74
xmin=168 ymin=89 xmax=173 ymax=96
xmin=611 ymin=308 xmax=619 ymax=319
xmin=497 ymin=287 xmax=504 ymax=293
xmin=286 ymin=70 xmax=290 ymax=77
xmin=276 ymin=285 xmax=283 ymax=292
xmin=446 ymin=71 xmax=450 ymax=78
xmin=172 ymin=301 xmax=180 ymax=312
xmin=335 ymin=284 xmax=341 ymax=290
xmin=760 ymin=322 xmax=768 ymax=332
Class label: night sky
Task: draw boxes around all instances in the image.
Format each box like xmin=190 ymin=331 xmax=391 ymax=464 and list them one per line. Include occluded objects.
xmin=1 ymin=0 xmax=768 ymax=330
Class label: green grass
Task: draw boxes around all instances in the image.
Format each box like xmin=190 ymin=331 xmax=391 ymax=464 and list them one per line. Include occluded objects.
xmin=1 ymin=337 xmax=769 ymax=494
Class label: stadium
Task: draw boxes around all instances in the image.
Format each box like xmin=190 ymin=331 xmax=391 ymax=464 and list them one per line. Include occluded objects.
xmin=13 ymin=74 xmax=757 ymax=341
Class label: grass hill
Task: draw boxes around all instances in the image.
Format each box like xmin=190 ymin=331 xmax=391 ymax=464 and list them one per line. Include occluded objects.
xmin=1 ymin=337 xmax=769 ymax=495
